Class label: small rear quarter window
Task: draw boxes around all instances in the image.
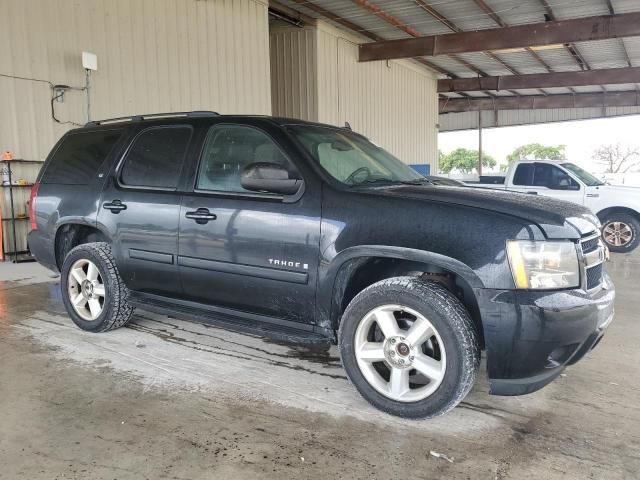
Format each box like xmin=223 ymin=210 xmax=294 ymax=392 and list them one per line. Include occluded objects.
xmin=512 ymin=163 xmax=535 ymax=186
xmin=42 ymin=129 xmax=123 ymax=185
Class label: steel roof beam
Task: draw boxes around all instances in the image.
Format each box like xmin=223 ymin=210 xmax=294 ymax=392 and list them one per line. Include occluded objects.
xmin=287 ymin=0 xmax=456 ymax=79
xmin=412 ymin=0 xmax=522 ymax=95
xmin=349 ymin=0 xmax=492 ymax=82
xmin=439 ymin=90 xmax=640 ymax=113
xmin=438 ymin=66 xmax=640 ymax=92
xmin=469 ymin=0 xmax=554 ymax=94
xmin=359 ymin=12 xmax=640 ymax=62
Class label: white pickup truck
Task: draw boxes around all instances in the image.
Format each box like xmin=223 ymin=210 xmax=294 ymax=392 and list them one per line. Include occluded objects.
xmin=470 ymin=159 xmax=640 ymax=253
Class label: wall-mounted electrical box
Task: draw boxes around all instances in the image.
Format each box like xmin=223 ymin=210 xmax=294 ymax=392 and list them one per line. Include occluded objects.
xmin=82 ymin=51 xmax=98 ymax=71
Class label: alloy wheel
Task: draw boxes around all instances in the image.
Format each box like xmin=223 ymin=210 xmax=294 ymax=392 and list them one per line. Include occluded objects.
xmin=67 ymin=259 xmax=106 ymax=321
xmin=354 ymin=305 xmax=446 ymax=402
xmin=603 ymin=221 xmax=633 ymax=247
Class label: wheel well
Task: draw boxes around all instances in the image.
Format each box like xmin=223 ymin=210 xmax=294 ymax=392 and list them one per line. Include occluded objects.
xmin=597 ymin=207 xmax=640 ymax=225
xmin=332 ymin=257 xmax=484 ymax=348
xmin=54 ymin=224 xmax=109 ymax=269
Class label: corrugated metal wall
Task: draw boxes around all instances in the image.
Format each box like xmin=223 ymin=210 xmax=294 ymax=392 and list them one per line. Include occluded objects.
xmin=271 ymin=22 xmax=439 ymax=170
xmin=270 ymin=28 xmax=317 ymax=121
xmin=319 ymin=24 xmax=439 ymax=169
xmin=440 ymin=106 xmax=640 ymax=132
xmin=0 ymin=0 xmax=271 ymax=161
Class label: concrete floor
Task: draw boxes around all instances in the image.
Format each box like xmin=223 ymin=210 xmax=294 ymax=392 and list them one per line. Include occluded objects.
xmin=0 ymin=256 xmax=639 ymax=479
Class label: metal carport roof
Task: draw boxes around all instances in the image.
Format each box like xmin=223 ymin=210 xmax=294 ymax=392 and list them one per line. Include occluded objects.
xmin=270 ymin=0 xmax=640 ymax=130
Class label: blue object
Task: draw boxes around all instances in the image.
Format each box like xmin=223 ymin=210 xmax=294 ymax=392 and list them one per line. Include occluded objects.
xmin=409 ymin=164 xmax=430 ymax=175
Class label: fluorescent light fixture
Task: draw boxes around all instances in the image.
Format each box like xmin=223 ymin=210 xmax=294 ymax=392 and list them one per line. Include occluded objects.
xmin=529 ymin=43 xmax=565 ymax=51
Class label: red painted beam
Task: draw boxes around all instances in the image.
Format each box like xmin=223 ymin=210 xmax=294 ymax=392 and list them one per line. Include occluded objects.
xmin=439 ymin=91 xmax=640 ymax=113
xmin=359 ymin=12 xmax=640 ymax=62
xmin=438 ymin=67 xmax=640 ymax=93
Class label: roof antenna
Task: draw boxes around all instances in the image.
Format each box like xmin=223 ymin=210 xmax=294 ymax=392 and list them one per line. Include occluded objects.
xmin=344 ymin=121 xmax=352 ymax=131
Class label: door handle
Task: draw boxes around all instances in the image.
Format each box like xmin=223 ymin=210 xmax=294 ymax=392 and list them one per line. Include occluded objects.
xmin=185 ymin=208 xmax=217 ymax=224
xmin=526 ymin=191 xmax=538 ymax=195
xmin=103 ymin=200 xmax=127 ymax=213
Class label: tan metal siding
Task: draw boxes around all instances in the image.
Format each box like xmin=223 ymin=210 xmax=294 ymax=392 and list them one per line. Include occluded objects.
xmin=271 ymin=21 xmax=439 ymax=170
xmin=328 ymin=35 xmax=439 ymax=169
xmin=270 ymin=27 xmax=318 ymax=121
xmin=0 ymin=0 xmax=271 ymax=161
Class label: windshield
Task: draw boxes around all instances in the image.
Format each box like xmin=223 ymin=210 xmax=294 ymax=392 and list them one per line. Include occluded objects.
xmin=561 ymin=162 xmax=605 ymax=186
xmin=288 ymin=125 xmax=425 ymax=186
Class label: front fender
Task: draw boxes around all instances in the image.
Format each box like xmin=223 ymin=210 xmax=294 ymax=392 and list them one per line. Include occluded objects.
xmin=316 ymin=245 xmax=484 ymax=330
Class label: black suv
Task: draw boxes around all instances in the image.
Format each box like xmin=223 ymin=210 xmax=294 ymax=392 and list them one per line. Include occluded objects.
xmin=29 ymin=111 xmax=615 ymax=418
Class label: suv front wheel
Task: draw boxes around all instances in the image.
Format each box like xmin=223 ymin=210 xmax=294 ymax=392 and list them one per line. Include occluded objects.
xmin=339 ymin=277 xmax=480 ymax=419
xmin=61 ymin=242 xmax=134 ymax=332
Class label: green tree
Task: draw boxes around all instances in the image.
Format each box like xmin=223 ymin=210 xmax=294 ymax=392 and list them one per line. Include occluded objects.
xmin=439 ymin=148 xmax=496 ymax=174
xmin=506 ymin=143 xmax=566 ymax=166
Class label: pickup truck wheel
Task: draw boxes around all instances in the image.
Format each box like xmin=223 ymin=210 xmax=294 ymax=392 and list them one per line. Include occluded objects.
xmin=61 ymin=242 xmax=134 ymax=332
xmin=601 ymin=213 xmax=640 ymax=253
xmin=339 ymin=277 xmax=480 ymax=419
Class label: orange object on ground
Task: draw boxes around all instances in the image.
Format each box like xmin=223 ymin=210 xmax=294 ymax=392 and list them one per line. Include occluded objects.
xmin=2 ymin=151 xmax=13 ymax=161
xmin=0 ymin=210 xmax=3 ymax=261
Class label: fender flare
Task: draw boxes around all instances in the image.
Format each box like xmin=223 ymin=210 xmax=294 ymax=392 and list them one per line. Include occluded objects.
xmin=54 ymin=217 xmax=113 ymax=243
xmin=319 ymin=245 xmax=484 ymax=328
xmin=53 ymin=218 xmax=113 ymax=268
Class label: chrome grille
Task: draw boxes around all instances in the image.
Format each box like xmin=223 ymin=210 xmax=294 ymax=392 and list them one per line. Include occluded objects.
xmin=580 ymin=233 xmax=604 ymax=290
xmin=581 ymin=237 xmax=599 ymax=254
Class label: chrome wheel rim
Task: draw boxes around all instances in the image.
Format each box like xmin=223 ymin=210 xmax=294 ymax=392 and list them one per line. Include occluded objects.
xmin=603 ymin=221 xmax=633 ymax=247
xmin=67 ymin=259 xmax=106 ymax=321
xmin=354 ymin=305 xmax=446 ymax=402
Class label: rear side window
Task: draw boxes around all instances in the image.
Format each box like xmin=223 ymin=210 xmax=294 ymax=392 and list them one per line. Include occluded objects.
xmin=41 ymin=129 xmax=123 ymax=185
xmin=512 ymin=164 xmax=534 ymax=186
xmin=120 ymin=126 xmax=192 ymax=189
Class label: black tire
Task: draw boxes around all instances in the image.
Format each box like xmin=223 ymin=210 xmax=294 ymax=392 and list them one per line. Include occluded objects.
xmin=601 ymin=213 xmax=640 ymax=253
xmin=61 ymin=242 xmax=134 ymax=332
xmin=339 ymin=277 xmax=480 ymax=419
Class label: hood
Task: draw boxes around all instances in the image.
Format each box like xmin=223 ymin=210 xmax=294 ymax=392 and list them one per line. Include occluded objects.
xmin=363 ymin=184 xmax=600 ymax=239
xmin=598 ymin=184 xmax=640 ymax=201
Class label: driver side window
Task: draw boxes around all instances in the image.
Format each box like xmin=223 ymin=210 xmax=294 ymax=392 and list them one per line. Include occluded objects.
xmin=533 ymin=163 xmax=579 ymax=189
xmin=196 ymin=125 xmax=298 ymax=194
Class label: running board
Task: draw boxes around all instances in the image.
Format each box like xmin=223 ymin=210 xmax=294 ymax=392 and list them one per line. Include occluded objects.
xmin=128 ymin=293 xmax=332 ymax=346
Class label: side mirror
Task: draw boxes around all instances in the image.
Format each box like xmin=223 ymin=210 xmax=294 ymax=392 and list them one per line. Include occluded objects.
xmin=241 ymin=162 xmax=303 ymax=195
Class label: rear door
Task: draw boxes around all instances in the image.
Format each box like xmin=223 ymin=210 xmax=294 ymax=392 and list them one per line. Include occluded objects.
xmin=510 ymin=162 xmax=584 ymax=204
xmin=177 ymin=122 xmax=321 ymax=324
xmin=97 ymin=124 xmax=194 ymax=297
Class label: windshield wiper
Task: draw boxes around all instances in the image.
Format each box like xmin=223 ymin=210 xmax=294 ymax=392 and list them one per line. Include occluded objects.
xmin=398 ymin=179 xmax=432 ymax=185
xmin=350 ymin=178 xmax=431 ymax=188
xmin=350 ymin=178 xmax=396 ymax=187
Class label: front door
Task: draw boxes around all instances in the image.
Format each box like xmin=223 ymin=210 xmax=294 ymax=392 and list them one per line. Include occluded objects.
xmin=177 ymin=123 xmax=321 ymax=324
xmin=97 ymin=125 xmax=194 ymax=297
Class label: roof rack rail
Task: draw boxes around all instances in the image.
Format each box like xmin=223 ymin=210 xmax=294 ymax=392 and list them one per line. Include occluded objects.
xmin=84 ymin=110 xmax=220 ymax=127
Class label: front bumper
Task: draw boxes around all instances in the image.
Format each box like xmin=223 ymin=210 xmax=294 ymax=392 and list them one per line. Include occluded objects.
xmin=475 ymin=272 xmax=615 ymax=396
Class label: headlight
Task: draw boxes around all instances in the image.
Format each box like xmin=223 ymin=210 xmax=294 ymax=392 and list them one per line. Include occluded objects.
xmin=506 ymin=241 xmax=580 ymax=290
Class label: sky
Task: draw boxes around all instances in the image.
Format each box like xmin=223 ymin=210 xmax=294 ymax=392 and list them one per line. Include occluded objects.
xmin=438 ymin=114 xmax=640 ymax=174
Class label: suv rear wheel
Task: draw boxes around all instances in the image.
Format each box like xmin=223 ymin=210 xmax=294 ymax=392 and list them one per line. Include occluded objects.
xmin=61 ymin=242 xmax=134 ymax=332
xmin=339 ymin=277 xmax=480 ymax=419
